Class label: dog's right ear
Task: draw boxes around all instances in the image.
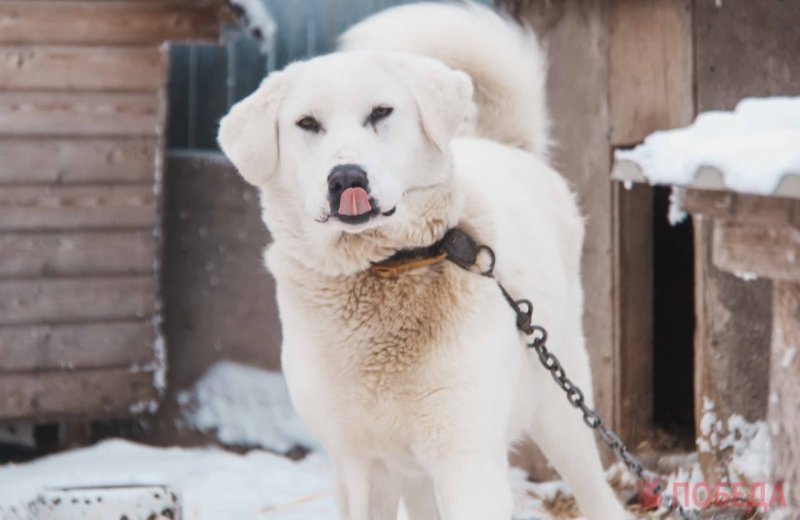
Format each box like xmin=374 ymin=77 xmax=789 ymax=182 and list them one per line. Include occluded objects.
xmin=217 ymin=69 xmax=291 ymax=186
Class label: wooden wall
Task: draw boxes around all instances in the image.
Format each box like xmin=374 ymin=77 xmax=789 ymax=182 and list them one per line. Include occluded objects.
xmin=146 ymin=152 xmax=284 ymax=446
xmin=0 ymin=0 xmax=226 ymax=422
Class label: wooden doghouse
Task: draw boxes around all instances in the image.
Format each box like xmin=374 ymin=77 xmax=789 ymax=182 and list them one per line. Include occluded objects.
xmin=0 ymin=1 xmax=230 ymax=428
xmin=499 ymin=0 xmax=800 ymax=486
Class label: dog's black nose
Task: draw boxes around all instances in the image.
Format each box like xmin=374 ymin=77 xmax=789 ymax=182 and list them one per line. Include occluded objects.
xmin=328 ymin=164 xmax=369 ymax=195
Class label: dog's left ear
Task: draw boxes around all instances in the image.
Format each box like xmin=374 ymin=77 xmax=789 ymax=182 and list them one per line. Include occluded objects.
xmin=390 ymin=55 xmax=474 ymax=152
xmin=217 ymin=67 xmax=294 ymax=186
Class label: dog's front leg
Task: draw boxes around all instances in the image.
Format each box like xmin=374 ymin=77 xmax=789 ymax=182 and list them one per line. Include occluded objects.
xmin=528 ymin=380 xmax=631 ymax=520
xmin=334 ymin=457 xmax=400 ymax=520
xmin=427 ymin=448 xmax=512 ymax=520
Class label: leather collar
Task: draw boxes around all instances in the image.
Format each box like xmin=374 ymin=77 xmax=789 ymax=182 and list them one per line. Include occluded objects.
xmin=370 ymin=229 xmax=488 ymax=278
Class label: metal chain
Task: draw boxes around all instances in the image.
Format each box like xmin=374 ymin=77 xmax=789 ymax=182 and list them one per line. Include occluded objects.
xmin=503 ymin=293 xmax=697 ymax=520
xmin=448 ymin=237 xmax=697 ymax=520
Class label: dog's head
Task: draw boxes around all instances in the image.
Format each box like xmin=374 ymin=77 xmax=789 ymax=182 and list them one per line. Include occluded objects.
xmin=218 ymin=52 xmax=473 ymax=274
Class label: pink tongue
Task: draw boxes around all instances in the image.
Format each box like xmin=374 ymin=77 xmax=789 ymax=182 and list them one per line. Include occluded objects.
xmin=339 ymin=187 xmax=372 ymax=216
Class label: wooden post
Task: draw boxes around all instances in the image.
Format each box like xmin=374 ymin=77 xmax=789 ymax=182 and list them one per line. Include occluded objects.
xmin=608 ymin=0 xmax=693 ymax=448
xmin=612 ymin=182 xmax=654 ymax=446
xmin=692 ymin=215 xmax=772 ymax=485
xmin=769 ymin=282 xmax=800 ymax=512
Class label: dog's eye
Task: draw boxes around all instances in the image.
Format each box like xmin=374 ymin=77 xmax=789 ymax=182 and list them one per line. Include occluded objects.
xmin=296 ymin=116 xmax=321 ymax=133
xmin=368 ymin=106 xmax=393 ymax=125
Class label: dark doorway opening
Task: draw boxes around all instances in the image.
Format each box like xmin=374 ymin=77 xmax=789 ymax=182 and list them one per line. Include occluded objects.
xmin=652 ymin=186 xmax=695 ymax=446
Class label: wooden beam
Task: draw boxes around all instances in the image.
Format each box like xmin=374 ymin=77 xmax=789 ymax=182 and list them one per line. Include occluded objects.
xmin=0 ymin=231 xmax=157 ymax=277
xmin=0 ymin=368 xmax=158 ymax=420
xmin=713 ymin=220 xmax=800 ymax=283
xmin=612 ymin=182 xmax=654 ymax=445
xmin=0 ymin=45 xmax=162 ymax=91
xmin=0 ymin=184 xmax=157 ymax=231
xmin=0 ymin=276 xmax=157 ymax=326
xmin=693 ymin=216 xmax=772 ymax=485
xmin=0 ymin=321 xmax=156 ymax=372
xmin=0 ymin=137 xmax=158 ymax=184
xmin=609 ymin=0 xmax=694 ymax=145
xmin=769 ymin=281 xmax=800 ymax=512
xmin=0 ymin=92 xmax=160 ymax=137
xmin=0 ymin=2 xmax=224 ymax=45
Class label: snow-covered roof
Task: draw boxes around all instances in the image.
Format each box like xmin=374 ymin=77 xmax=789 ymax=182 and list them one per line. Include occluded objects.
xmin=228 ymin=0 xmax=276 ymax=53
xmin=613 ymin=97 xmax=800 ymax=200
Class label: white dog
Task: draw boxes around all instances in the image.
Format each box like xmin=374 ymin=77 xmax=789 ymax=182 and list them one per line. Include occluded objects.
xmin=219 ymin=3 xmax=629 ymax=519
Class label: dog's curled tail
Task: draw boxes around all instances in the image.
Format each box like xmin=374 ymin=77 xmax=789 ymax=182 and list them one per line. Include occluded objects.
xmin=340 ymin=2 xmax=549 ymax=160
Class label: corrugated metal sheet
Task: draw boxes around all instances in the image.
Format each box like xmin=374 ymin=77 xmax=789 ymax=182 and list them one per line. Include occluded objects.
xmin=612 ymin=160 xmax=800 ymax=200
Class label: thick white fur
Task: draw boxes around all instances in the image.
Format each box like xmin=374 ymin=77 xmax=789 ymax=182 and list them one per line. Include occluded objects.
xmin=340 ymin=2 xmax=550 ymax=159
xmin=218 ymin=2 xmax=629 ymax=519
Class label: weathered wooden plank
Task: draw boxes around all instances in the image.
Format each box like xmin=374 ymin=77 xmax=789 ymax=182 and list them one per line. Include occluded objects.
xmin=612 ymin=182 xmax=653 ymax=445
xmin=0 ymin=276 xmax=157 ymax=326
xmin=149 ymin=152 xmax=281 ymax=446
xmin=769 ymin=282 xmax=800 ymax=513
xmin=683 ymin=190 xmax=800 ymax=226
xmin=0 ymin=92 xmax=160 ymax=137
xmin=0 ymin=2 xmax=224 ymax=45
xmin=682 ymin=189 xmax=735 ymax=220
xmin=713 ymin=220 xmax=800 ymax=283
xmin=0 ymin=137 xmax=157 ymax=184
xmin=731 ymin=194 xmax=799 ymax=226
xmin=0 ymin=321 xmax=156 ymax=372
xmin=0 ymin=184 xmax=157 ymax=231
xmin=694 ymin=217 xmax=772 ymax=485
xmin=0 ymin=45 xmax=162 ymax=91
xmin=694 ymin=0 xmax=800 ymax=111
xmin=609 ymin=0 xmax=694 ymax=145
xmin=0 ymin=368 xmax=158 ymax=420
xmin=0 ymin=231 xmax=157 ymax=277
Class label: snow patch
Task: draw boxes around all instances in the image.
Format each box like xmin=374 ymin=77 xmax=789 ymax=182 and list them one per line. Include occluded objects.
xmin=734 ymin=271 xmax=759 ymax=282
xmin=668 ymin=186 xmax=687 ymax=225
xmin=616 ymin=97 xmax=800 ymax=196
xmin=780 ymin=347 xmax=796 ymax=369
xmin=663 ymin=463 xmax=706 ymax=512
xmin=697 ymin=397 xmax=719 ymax=453
xmin=0 ymin=440 xmax=559 ymax=520
xmin=721 ymin=415 xmax=772 ymax=484
xmin=230 ymin=0 xmax=277 ymax=53
xmin=180 ymin=361 xmax=319 ymax=453
xmin=697 ymin=398 xmax=772 ymax=485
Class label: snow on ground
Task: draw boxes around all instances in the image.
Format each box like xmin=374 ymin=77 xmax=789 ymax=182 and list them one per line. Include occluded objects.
xmin=0 ymin=440 xmax=335 ymax=520
xmin=0 ymin=440 xmax=562 ymax=520
xmin=179 ymin=361 xmax=319 ymax=453
xmin=10 ymin=364 xmax=781 ymax=518
xmin=616 ymin=97 xmax=800 ymax=196
xmin=0 ymin=364 xmax=560 ymax=519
